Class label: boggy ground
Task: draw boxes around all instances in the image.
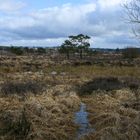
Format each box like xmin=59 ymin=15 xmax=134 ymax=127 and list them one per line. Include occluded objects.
xmin=80 ymin=89 xmax=140 ymax=140
xmin=0 ymin=84 xmax=80 ymax=140
xmin=0 ymin=55 xmax=140 ymax=140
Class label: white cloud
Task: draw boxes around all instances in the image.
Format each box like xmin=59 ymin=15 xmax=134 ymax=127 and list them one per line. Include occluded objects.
xmin=0 ymin=0 xmax=26 ymax=12
xmin=30 ymin=3 xmax=96 ymax=28
xmin=0 ymin=3 xmax=97 ymax=38
xmin=0 ymin=37 xmax=66 ymax=47
xmin=99 ymin=0 xmax=121 ymax=8
xmin=0 ymin=0 xmax=138 ymax=48
xmin=98 ymin=0 xmax=130 ymax=9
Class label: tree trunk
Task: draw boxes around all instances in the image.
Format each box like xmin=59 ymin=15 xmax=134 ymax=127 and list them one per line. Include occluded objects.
xmin=80 ymin=49 xmax=83 ymax=59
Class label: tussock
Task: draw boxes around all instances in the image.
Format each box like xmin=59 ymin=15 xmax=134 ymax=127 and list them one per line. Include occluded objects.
xmin=81 ymin=89 xmax=140 ymax=140
xmin=118 ymin=107 xmax=138 ymax=118
xmin=0 ymin=88 xmax=80 ymax=140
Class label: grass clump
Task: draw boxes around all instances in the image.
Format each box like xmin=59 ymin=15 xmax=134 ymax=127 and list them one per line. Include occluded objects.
xmin=0 ymin=86 xmax=80 ymax=140
xmin=0 ymin=109 xmax=30 ymax=140
xmin=129 ymin=83 xmax=140 ymax=101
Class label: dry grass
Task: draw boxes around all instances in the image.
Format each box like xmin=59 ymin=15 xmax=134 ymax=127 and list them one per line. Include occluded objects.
xmin=1 ymin=55 xmax=140 ymax=78
xmin=0 ymin=86 xmax=80 ymax=140
xmin=0 ymin=55 xmax=140 ymax=140
xmin=81 ymin=89 xmax=140 ymax=140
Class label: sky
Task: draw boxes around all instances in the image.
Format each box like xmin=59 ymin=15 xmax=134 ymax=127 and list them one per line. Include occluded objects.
xmin=0 ymin=0 xmax=139 ymax=48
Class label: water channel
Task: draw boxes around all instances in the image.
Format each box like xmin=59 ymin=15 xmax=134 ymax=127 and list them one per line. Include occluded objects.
xmin=74 ymin=103 xmax=95 ymax=139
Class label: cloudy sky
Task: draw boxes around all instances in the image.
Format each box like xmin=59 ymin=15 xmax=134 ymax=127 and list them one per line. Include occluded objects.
xmin=0 ymin=0 xmax=139 ymax=48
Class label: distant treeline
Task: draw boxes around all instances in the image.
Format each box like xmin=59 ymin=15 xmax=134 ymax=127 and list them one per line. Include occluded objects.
xmin=122 ymin=47 xmax=140 ymax=59
xmin=0 ymin=45 xmax=140 ymax=59
xmin=0 ymin=46 xmax=49 ymax=55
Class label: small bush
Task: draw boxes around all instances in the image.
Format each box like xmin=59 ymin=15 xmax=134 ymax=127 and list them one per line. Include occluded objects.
xmin=78 ymin=77 xmax=126 ymax=95
xmin=122 ymin=47 xmax=140 ymax=59
xmin=0 ymin=81 xmax=45 ymax=96
xmin=10 ymin=47 xmax=24 ymax=55
xmin=73 ymin=61 xmax=92 ymax=66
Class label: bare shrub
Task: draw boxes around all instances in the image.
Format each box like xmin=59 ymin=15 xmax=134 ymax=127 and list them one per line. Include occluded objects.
xmin=0 ymin=81 xmax=45 ymax=96
xmin=78 ymin=77 xmax=126 ymax=95
xmin=122 ymin=47 xmax=140 ymax=59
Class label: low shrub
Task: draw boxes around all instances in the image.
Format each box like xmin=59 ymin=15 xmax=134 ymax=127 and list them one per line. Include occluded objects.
xmin=0 ymin=81 xmax=45 ymax=96
xmin=78 ymin=77 xmax=126 ymax=95
xmin=122 ymin=47 xmax=140 ymax=59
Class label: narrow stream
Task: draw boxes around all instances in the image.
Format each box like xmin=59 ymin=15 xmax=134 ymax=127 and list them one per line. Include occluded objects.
xmin=74 ymin=103 xmax=95 ymax=139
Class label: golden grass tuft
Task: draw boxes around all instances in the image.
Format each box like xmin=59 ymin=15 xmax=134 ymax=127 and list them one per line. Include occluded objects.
xmin=81 ymin=89 xmax=140 ymax=140
xmin=0 ymin=87 xmax=80 ymax=140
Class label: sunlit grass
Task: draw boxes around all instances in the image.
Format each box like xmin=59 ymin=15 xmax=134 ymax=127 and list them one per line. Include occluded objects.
xmin=45 ymin=65 xmax=140 ymax=78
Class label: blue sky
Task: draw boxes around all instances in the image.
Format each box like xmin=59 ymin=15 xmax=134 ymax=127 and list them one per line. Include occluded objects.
xmin=0 ymin=0 xmax=139 ymax=48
